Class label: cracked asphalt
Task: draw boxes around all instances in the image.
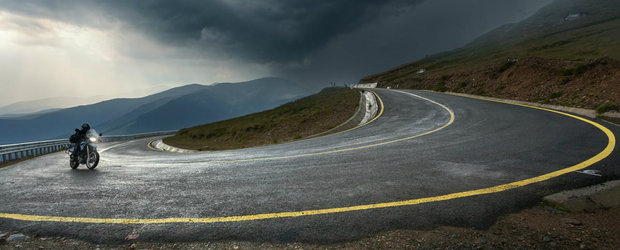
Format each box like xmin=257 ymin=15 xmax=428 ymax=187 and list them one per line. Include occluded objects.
xmin=0 ymin=89 xmax=618 ymax=244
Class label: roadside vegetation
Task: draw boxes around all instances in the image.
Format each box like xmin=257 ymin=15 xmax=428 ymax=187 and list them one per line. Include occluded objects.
xmin=163 ymin=87 xmax=360 ymax=150
xmin=360 ymin=1 xmax=620 ymax=112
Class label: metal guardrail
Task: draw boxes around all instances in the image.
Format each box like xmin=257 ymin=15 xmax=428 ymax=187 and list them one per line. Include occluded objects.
xmin=0 ymin=139 xmax=71 ymax=165
xmin=352 ymin=82 xmax=378 ymax=88
xmin=0 ymin=130 xmax=176 ymax=165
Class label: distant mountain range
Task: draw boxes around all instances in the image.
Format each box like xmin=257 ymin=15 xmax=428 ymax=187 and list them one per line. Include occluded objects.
xmin=0 ymin=77 xmax=313 ymax=144
xmin=0 ymin=96 xmax=109 ymax=117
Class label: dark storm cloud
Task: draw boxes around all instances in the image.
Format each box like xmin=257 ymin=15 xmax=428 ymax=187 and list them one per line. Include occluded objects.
xmin=272 ymin=0 xmax=555 ymax=86
xmin=0 ymin=0 xmax=422 ymax=63
xmin=0 ymin=0 xmax=554 ymax=88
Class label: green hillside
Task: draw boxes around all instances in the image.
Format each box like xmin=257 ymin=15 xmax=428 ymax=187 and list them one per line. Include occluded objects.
xmin=365 ymin=0 xmax=620 ymax=77
xmin=163 ymin=87 xmax=360 ymax=150
xmin=361 ymin=0 xmax=620 ymax=111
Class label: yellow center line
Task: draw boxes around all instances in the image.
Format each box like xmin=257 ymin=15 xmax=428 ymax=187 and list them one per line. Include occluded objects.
xmin=0 ymin=90 xmax=615 ymax=224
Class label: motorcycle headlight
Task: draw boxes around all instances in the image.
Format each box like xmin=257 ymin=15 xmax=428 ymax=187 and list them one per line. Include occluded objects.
xmin=89 ymin=137 xmax=97 ymax=142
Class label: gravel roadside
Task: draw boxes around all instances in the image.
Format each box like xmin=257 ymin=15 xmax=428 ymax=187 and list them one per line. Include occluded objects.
xmin=2 ymin=203 xmax=618 ymax=249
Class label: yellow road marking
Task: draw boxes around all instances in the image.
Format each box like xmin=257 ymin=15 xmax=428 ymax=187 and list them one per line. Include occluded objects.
xmin=0 ymin=90 xmax=614 ymax=224
xmin=147 ymin=139 xmax=165 ymax=152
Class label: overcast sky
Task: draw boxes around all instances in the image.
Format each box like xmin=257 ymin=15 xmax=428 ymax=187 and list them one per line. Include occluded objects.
xmin=0 ymin=0 xmax=553 ymax=106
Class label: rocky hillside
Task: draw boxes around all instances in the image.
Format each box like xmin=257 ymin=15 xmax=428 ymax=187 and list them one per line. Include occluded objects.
xmin=360 ymin=0 xmax=620 ymax=112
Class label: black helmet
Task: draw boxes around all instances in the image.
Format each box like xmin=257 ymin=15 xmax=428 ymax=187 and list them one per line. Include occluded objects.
xmin=81 ymin=123 xmax=90 ymax=130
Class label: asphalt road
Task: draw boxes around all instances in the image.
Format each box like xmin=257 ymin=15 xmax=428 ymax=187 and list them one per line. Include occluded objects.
xmin=0 ymin=89 xmax=618 ymax=244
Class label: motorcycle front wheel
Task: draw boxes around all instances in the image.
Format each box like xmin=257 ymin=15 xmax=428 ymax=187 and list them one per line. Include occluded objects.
xmin=69 ymin=156 xmax=79 ymax=169
xmin=86 ymin=151 xmax=100 ymax=170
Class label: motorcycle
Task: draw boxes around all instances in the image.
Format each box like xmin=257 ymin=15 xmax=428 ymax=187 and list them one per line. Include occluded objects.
xmin=68 ymin=129 xmax=102 ymax=169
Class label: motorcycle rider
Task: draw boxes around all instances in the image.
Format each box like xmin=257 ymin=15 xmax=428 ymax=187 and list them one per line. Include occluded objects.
xmin=72 ymin=123 xmax=90 ymax=161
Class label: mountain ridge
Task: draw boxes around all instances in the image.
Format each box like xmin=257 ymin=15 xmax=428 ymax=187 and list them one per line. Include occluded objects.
xmin=0 ymin=77 xmax=312 ymax=144
xmin=360 ymin=0 xmax=620 ymax=111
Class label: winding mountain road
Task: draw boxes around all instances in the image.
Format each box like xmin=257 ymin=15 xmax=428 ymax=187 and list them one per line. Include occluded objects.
xmin=0 ymin=89 xmax=618 ymax=243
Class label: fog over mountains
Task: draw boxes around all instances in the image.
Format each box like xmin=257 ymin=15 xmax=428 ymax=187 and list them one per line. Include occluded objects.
xmin=0 ymin=96 xmax=110 ymax=118
xmin=0 ymin=78 xmax=312 ymax=144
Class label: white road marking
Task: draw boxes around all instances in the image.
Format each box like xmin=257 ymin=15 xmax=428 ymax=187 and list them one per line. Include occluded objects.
xmin=574 ymin=170 xmax=602 ymax=177
xmin=99 ymin=141 xmax=134 ymax=153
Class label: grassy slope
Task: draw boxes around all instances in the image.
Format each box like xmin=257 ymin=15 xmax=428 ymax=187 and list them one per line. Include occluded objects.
xmin=367 ymin=0 xmax=620 ymax=77
xmin=163 ymin=88 xmax=359 ymax=150
xmin=360 ymin=0 xmax=620 ymax=111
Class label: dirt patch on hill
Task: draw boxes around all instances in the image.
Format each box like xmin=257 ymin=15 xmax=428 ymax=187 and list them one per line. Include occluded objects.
xmin=366 ymin=56 xmax=620 ymax=112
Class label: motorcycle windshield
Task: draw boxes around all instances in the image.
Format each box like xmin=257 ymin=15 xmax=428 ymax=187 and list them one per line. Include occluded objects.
xmin=86 ymin=129 xmax=101 ymax=140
